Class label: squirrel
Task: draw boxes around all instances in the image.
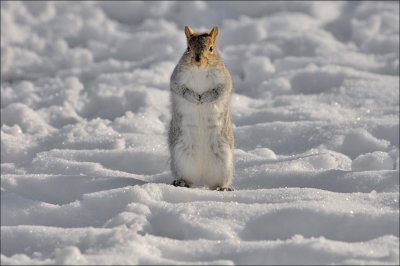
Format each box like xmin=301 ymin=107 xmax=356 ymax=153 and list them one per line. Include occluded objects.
xmin=168 ymin=25 xmax=234 ymax=191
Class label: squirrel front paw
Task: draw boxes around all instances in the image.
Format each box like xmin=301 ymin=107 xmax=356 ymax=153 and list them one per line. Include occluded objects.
xmin=200 ymin=88 xmax=219 ymax=104
xmin=183 ymin=88 xmax=201 ymax=104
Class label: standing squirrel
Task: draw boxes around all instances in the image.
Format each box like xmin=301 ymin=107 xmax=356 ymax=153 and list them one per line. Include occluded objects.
xmin=168 ymin=25 xmax=234 ymax=191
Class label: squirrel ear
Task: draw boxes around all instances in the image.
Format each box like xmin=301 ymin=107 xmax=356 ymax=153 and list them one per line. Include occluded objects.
xmin=184 ymin=26 xmax=194 ymax=40
xmin=209 ymin=26 xmax=219 ymax=42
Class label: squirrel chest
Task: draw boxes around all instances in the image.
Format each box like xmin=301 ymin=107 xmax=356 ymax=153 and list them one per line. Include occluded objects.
xmin=176 ymin=67 xmax=226 ymax=137
xmin=178 ymin=67 xmax=224 ymax=94
xmin=177 ymin=67 xmax=225 ymax=140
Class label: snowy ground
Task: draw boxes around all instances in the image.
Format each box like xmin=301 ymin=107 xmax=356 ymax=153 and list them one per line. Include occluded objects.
xmin=1 ymin=1 xmax=399 ymax=265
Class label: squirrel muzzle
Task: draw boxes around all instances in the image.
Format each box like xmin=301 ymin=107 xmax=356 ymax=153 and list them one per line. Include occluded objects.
xmin=194 ymin=53 xmax=206 ymax=66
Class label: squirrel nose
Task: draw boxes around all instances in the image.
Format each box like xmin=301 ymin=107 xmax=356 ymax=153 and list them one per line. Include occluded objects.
xmin=195 ymin=54 xmax=200 ymax=62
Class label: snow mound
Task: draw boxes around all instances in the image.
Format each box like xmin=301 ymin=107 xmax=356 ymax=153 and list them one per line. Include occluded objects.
xmin=352 ymin=151 xmax=394 ymax=171
xmin=340 ymin=128 xmax=390 ymax=158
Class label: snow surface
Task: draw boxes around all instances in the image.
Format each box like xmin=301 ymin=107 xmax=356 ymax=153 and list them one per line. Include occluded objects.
xmin=1 ymin=1 xmax=399 ymax=265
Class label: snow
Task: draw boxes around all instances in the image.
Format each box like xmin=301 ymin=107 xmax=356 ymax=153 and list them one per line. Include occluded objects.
xmin=352 ymin=151 xmax=394 ymax=172
xmin=1 ymin=1 xmax=399 ymax=265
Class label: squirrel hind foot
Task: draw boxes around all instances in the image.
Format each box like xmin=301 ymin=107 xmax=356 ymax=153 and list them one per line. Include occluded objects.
xmin=172 ymin=179 xmax=190 ymax=188
xmin=215 ymin=186 xmax=234 ymax=191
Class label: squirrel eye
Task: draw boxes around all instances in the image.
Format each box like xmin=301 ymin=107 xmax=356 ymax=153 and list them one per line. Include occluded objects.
xmin=209 ymin=46 xmax=213 ymax=52
xmin=187 ymin=47 xmax=190 ymax=52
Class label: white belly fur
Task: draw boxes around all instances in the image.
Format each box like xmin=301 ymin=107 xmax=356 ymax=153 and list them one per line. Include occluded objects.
xmin=174 ymin=99 xmax=232 ymax=187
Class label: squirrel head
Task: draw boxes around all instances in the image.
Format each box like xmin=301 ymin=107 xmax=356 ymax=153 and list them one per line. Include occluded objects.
xmin=183 ymin=26 xmax=219 ymax=68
